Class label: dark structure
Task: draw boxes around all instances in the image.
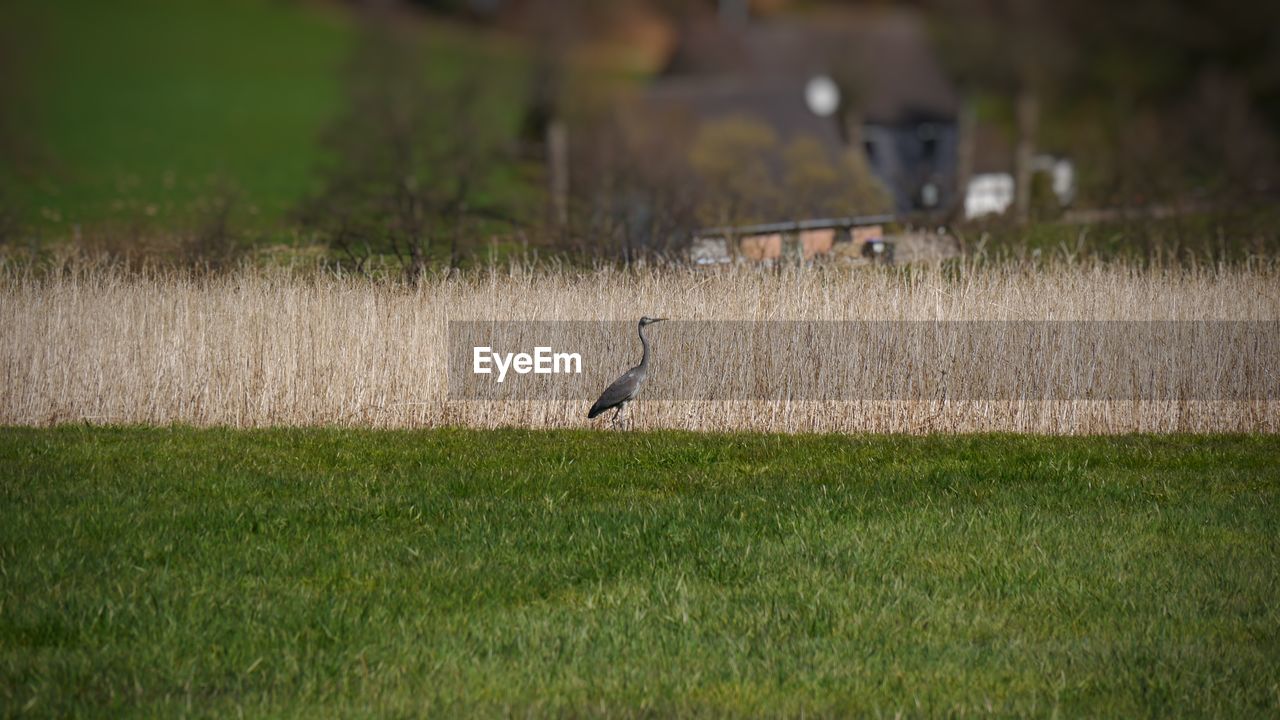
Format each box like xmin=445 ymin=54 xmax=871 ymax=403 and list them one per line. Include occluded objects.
xmin=648 ymin=8 xmax=961 ymax=214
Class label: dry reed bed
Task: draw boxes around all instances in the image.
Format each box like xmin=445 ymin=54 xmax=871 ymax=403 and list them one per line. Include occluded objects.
xmin=3 ymin=260 xmax=1278 ymax=433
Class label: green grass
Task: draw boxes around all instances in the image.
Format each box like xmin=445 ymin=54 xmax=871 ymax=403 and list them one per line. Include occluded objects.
xmin=962 ymin=207 xmax=1280 ymax=263
xmin=2 ymin=427 xmax=1278 ymax=716
xmin=0 ymin=0 xmax=532 ymax=239
xmin=1 ymin=0 xmax=351 ymax=232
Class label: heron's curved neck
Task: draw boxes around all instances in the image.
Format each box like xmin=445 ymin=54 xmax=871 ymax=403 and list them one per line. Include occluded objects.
xmin=637 ymin=322 xmax=651 ymax=368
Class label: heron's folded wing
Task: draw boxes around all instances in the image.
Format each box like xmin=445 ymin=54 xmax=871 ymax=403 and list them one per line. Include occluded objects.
xmin=587 ymin=369 xmax=640 ymax=418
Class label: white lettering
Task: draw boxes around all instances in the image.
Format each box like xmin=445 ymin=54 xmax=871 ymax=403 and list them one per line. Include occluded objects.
xmin=493 ymin=351 xmax=514 ymax=383
xmin=473 ymin=347 xmax=492 ymax=375
xmin=553 ymin=351 xmax=581 ymax=374
xmin=472 ymin=346 xmax=582 ymax=382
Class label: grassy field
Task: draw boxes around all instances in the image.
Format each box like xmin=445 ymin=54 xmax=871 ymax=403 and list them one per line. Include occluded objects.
xmin=1 ymin=426 xmax=1277 ymax=716
xmin=0 ymin=0 xmax=529 ymax=237
xmin=0 ymin=0 xmax=350 ymax=231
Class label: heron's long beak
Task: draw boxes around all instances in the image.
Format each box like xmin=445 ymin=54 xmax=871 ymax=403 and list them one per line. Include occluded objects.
xmin=653 ymin=317 xmax=667 ymax=322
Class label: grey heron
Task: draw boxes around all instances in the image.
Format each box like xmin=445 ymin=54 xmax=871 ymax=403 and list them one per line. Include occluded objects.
xmin=587 ymin=316 xmax=666 ymax=428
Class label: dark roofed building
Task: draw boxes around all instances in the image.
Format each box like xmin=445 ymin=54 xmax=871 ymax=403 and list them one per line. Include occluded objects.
xmin=647 ymin=7 xmax=961 ymax=214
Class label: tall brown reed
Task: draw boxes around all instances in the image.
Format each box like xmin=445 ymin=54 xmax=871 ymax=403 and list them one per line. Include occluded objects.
xmin=2 ymin=256 xmax=1277 ymax=433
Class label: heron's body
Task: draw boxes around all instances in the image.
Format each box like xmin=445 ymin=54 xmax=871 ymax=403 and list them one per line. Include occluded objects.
xmin=587 ymin=367 xmax=645 ymax=419
xmin=588 ymin=317 xmax=664 ymax=426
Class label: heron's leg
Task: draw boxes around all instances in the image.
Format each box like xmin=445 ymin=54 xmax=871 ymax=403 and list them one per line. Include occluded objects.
xmin=611 ymin=404 xmax=624 ymax=428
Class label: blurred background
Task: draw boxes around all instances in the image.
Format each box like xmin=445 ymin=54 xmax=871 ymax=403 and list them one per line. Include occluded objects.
xmin=1 ymin=0 xmax=1278 ymax=271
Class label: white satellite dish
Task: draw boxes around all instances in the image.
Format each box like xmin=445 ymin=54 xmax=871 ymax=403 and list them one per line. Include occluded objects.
xmin=805 ymin=75 xmax=840 ymax=117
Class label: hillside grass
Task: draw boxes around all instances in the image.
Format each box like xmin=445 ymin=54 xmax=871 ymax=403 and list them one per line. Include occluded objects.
xmin=2 ymin=426 xmax=1278 ymax=716
xmin=0 ymin=0 xmax=349 ymax=232
xmin=0 ymin=0 xmax=530 ymax=238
